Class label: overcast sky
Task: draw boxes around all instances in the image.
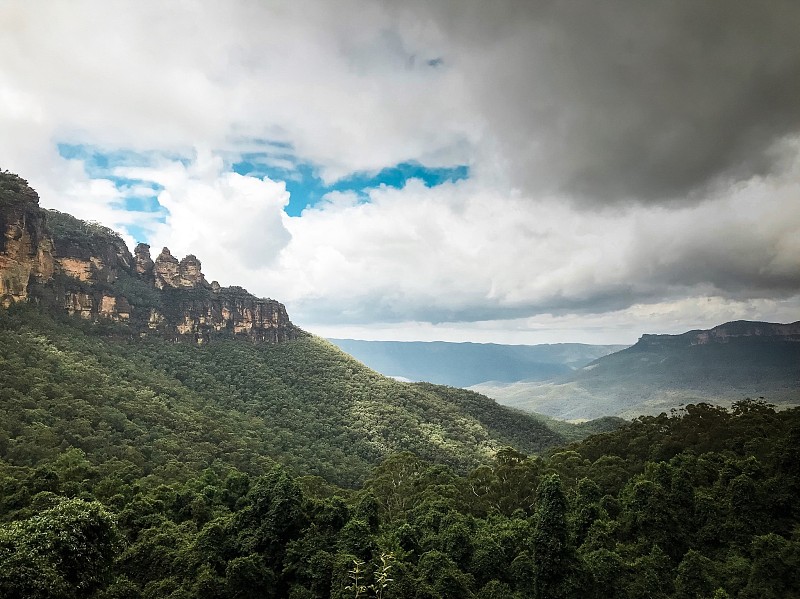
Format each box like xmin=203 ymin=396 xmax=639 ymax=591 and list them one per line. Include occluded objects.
xmin=2 ymin=0 xmax=799 ymax=344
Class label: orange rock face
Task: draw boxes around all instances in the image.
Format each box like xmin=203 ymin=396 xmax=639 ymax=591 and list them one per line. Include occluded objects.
xmin=0 ymin=178 xmax=55 ymax=306
xmin=0 ymin=171 xmax=297 ymax=343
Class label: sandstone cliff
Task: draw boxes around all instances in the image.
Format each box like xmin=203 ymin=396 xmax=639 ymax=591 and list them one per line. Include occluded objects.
xmin=0 ymin=173 xmax=54 ymax=304
xmin=637 ymin=320 xmax=800 ymax=349
xmin=0 ymin=170 xmax=297 ymax=343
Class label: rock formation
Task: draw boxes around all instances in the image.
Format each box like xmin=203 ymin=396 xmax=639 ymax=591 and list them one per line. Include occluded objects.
xmin=152 ymin=248 xmax=208 ymax=290
xmin=0 ymin=170 xmax=298 ymax=344
xmin=134 ymin=243 xmax=155 ymax=282
xmin=0 ymin=173 xmax=54 ymax=306
xmin=637 ymin=320 xmax=800 ymax=349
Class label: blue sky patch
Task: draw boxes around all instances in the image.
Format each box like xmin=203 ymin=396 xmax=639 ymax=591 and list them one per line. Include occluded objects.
xmin=234 ymin=158 xmax=469 ymax=216
xmin=58 ymin=143 xmax=168 ymax=241
xmin=57 ymin=143 xmax=171 ymax=177
xmin=58 ymin=142 xmax=469 ymax=237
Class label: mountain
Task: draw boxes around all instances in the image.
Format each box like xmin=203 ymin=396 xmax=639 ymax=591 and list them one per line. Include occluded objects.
xmin=3 ymin=171 xmax=798 ymax=599
xmin=327 ymin=339 xmax=626 ymax=386
xmin=0 ymin=306 xmax=569 ymax=487
xmin=1 ymin=171 xmax=295 ymax=343
xmin=473 ymin=320 xmax=800 ymax=420
xmin=0 ymin=170 xmax=569 ymax=486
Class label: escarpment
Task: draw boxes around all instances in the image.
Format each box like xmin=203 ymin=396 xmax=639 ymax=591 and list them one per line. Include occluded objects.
xmin=0 ymin=174 xmax=55 ymax=304
xmin=0 ymin=170 xmax=297 ymax=343
xmin=634 ymin=320 xmax=800 ymax=350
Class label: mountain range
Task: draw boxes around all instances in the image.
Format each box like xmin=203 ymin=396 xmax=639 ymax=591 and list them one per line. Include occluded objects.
xmin=473 ymin=320 xmax=800 ymax=420
xmin=326 ymin=339 xmax=626 ymax=387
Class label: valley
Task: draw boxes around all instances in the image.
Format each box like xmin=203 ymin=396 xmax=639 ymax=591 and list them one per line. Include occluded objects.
xmin=327 ymin=339 xmax=627 ymax=387
xmin=473 ymin=320 xmax=800 ymax=420
xmin=1 ymin=171 xmax=798 ymax=598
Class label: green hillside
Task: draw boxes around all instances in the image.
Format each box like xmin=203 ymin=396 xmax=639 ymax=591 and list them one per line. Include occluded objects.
xmin=2 ymin=348 xmax=798 ymax=599
xmin=0 ymin=304 xmax=564 ymax=488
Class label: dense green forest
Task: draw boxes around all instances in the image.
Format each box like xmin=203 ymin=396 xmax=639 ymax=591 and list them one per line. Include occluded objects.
xmin=0 ymin=304 xmax=571 ymax=488
xmin=1 ymin=306 xmax=799 ymax=598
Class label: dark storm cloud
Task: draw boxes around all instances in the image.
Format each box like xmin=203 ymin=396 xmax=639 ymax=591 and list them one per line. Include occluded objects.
xmin=631 ymin=219 xmax=800 ymax=296
xmin=393 ymin=0 xmax=800 ymax=204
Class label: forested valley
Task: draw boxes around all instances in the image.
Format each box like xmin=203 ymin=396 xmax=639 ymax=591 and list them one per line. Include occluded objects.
xmin=3 ymin=0 xmax=800 ymax=595
xmin=1 ymin=305 xmax=799 ymax=598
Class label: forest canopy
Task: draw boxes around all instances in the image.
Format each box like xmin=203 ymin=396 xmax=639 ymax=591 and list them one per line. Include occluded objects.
xmin=1 ymin=305 xmax=798 ymax=597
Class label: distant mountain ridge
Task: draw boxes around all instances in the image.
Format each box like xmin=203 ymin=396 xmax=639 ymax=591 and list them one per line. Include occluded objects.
xmin=473 ymin=319 xmax=800 ymax=420
xmin=638 ymin=319 xmax=800 ymax=347
xmin=327 ymin=339 xmax=627 ymax=387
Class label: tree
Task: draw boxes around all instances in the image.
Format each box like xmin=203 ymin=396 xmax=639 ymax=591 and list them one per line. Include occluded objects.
xmin=623 ymin=545 xmax=673 ymax=599
xmin=0 ymin=498 xmax=118 ymax=598
xmin=571 ymin=477 xmax=603 ymax=548
xmin=225 ymin=554 xmax=277 ymax=599
xmin=416 ymin=550 xmax=475 ymax=599
xmin=235 ymin=466 xmax=306 ymax=560
xmin=532 ymin=474 xmax=580 ymax=599
xmin=741 ymin=533 xmax=800 ymax=599
xmin=674 ymin=549 xmax=718 ymax=599
xmin=580 ymin=548 xmax=625 ymax=599
xmin=366 ymin=452 xmax=425 ymax=522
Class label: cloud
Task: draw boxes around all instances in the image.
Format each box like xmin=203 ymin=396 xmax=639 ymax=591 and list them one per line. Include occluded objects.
xmin=118 ymin=150 xmax=292 ymax=284
xmin=253 ymin=144 xmax=800 ymax=331
xmin=3 ymin=1 xmax=800 ymax=205
xmin=0 ymin=1 xmax=474 ymax=181
xmin=389 ymin=0 xmax=800 ymax=203
xmin=1 ymin=1 xmax=798 ymax=342
xmin=307 ymin=295 xmax=800 ymax=345
xmin=627 ymin=153 xmax=800 ymax=294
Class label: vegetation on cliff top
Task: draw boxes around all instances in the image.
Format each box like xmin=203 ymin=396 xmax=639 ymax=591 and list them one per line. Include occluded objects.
xmin=45 ymin=208 xmax=124 ymax=248
xmin=0 ymin=170 xmax=37 ymax=206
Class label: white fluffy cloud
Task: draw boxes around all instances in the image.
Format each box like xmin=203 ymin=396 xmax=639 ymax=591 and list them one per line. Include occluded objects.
xmin=116 ymin=151 xmax=291 ymax=286
xmin=265 ymin=145 xmax=800 ymax=340
xmin=0 ymin=1 xmax=473 ymax=179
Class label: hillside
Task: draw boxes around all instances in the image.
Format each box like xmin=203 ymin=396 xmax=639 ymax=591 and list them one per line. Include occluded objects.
xmin=0 ymin=171 xmax=568 ymax=487
xmin=0 ymin=306 xmax=569 ymax=488
xmin=2 ymin=171 xmax=799 ymax=598
xmin=2 ymin=363 xmax=798 ymax=598
xmin=327 ymin=339 xmax=626 ymax=386
xmin=474 ymin=320 xmax=800 ymax=420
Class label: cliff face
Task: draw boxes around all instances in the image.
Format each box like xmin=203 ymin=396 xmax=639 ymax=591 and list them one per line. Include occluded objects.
xmin=636 ymin=320 xmax=800 ymax=350
xmin=690 ymin=320 xmax=800 ymax=344
xmin=0 ymin=175 xmax=55 ymax=305
xmin=0 ymin=171 xmax=297 ymax=343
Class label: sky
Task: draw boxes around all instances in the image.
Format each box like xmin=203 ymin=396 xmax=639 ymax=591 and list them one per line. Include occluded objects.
xmin=1 ymin=0 xmax=799 ymax=345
